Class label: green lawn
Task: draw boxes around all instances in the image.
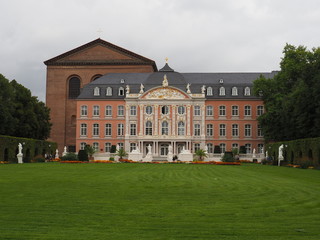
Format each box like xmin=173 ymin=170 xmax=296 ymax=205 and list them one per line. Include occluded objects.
xmin=0 ymin=163 xmax=320 ymax=240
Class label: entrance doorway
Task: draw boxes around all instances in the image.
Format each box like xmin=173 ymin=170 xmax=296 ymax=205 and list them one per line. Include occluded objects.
xmin=177 ymin=143 xmax=185 ymax=154
xmin=160 ymin=144 xmax=169 ymax=156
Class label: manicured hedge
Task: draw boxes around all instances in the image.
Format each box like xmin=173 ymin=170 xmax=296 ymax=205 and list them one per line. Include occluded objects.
xmin=0 ymin=135 xmax=57 ymax=163
xmin=266 ymin=137 xmax=320 ymax=167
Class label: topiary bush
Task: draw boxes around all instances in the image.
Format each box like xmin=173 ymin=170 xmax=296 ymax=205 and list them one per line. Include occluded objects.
xmin=61 ymin=153 xmax=78 ymax=161
xmin=78 ymin=150 xmax=89 ymax=162
xmin=221 ymin=151 xmax=235 ymax=162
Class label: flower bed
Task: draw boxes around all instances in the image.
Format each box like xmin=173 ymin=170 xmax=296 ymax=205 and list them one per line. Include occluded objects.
xmin=92 ymin=160 xmax=114 ymax=163
xmin=214 ymin=162 xmax=241 ymax=165
xmin=239 ymin=160 xmax=252 ymax=163
xmin=60 ymin=161 xmax=86 ymax=163
xmin=119 ymin=159 xmax=135 ymax=163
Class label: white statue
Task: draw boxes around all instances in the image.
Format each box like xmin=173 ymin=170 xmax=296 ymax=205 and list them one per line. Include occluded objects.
xmin=278 ymin=144 xmax=284 ymax=160
xmin=266 ymin=151 xmax=269 ymax=158
xmin=252 ymin=148 xmax=256 ymax=158
xmin=139 ymin=83 xmax=144 ymax=93
xmin=116 ymin=144 xmax=120 ymax=151
xmin=147 ymin=144 xmax=152 ymax=155
xmin=186 ymin=83 xmax=191 ymax=93
xmin=126 ymin=85 xmax=130 ymax=94
xmin=162 ymin=74 xmax=168 ymax=87
xmin=168 ymin=145 xmax=173 ymax=154
xmin=18 ymin=143 xmax=23 ymax=155
xmin=136 ymin=146 xmax=140 ymax=153
xmin=55 ymin=149 xmax=59 ymax=159
xmin=201 ymin=85 xmax=206 ymax=94
xmin=62 ymin=146 xmax=67 ymax=157
xmin=204 ymin=145 xmax=208 ymax=153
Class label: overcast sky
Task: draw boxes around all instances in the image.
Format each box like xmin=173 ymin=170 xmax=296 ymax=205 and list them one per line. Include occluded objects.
xmin=1 ymin=0 xmax=320 ymax=102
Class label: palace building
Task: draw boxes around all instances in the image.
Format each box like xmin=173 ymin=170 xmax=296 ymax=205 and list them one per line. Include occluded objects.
xmin=45 ymin=38 xmax=276 ymax=157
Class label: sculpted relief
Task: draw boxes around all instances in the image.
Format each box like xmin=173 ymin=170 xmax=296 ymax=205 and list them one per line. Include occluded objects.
xmin=143 ymin=88 xmax=187 ymax=99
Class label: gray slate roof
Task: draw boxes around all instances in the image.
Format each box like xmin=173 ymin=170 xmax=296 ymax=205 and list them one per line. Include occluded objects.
xmin=78 ymin=63 xmax=278 ymax=99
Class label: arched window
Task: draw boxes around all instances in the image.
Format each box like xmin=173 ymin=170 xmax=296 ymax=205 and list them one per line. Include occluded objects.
xmin=232 ymin=87 xmax=238 ymax=96
xmin=207 ymin=87 xmax=213 ymax=96
xmin=244 ymin=87 xmax=251 ymax=96
xmin=145 ymin=121 xmax=153 ymax=135
xmin=219 ymin=87 xmax=225 ymax=96
xmin=68 ymin=76 xmax=80 ymax=99
xmin=106 ymin=87 xmax=112 ymax=96
xmin=162 ymin=121 xmax=169 ymax=135
xmin=93 ymin=87 xmax=100 ymax=96
xmin=178 ymin=121 xmax=185 ymax=135
xmin=91 ymin=74 xmax=102 ymax=82
xmin=118 ymin=87 xmax=124 ymax=96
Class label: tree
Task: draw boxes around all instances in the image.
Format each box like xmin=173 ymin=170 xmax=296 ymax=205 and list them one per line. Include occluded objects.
xmin=253 ymin=44 xmax=320 ymax=141
xmin=116 ymin=148 xmax=128 ymax=160
xmin=195 ymin=149 xmax=208 ymax=161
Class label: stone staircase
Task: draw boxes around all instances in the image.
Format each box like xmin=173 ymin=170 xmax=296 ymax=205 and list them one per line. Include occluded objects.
xmin=152 ymin=156 xmax=168 ymax=162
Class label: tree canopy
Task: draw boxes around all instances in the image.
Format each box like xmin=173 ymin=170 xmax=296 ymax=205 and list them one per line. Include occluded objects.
xmin=0 ymin=74 xmax=51 ymax=140
xmin=253 ymin=44 xmax=320 ymax=142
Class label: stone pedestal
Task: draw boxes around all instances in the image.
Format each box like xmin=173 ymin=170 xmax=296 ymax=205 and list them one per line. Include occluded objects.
xmin=167 ymin=153 xmax=173 ymax=162
xmin=143 ymin=153 xmax=153 ymax=162
xmin=128 ymin=152 xmax=143 ymax=162
xmin=17 ymin=153 xmax=23 ymax=164
xmin=178 ymin=152 xmax=193 ymax=162
xmin=93 ymin=152 xmax=110 ymax=160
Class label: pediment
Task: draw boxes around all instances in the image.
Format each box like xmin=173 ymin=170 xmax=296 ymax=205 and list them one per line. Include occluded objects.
xmin=142 ymin=87 xmax=190 ymax=100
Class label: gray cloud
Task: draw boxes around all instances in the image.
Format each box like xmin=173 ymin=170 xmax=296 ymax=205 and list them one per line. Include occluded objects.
xmin=1 ymin=0 xmax=320 ymax=101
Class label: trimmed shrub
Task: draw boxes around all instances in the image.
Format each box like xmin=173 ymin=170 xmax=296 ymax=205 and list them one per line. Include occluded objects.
xmin=110 ymin=145 xmax=117 ymax=153
xmin=61 ymin=153 xmax=78 ymax=161
xmin=78 ymin=150 xmax=89 ymax=162
xmin=109 ymin=157 xmax=115 ymax=161
xmin=221 ymin=151 xmax=234 ymax=162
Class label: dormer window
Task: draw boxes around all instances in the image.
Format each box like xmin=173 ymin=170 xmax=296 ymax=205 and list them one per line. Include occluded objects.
xmin=219 ymin=79 xmax=224 ymax=84
xmin=120 ymin=79 xmax=125 ymax=83
xmin=93 ymin=87 xmax=100 ymax=96
xmin=232 ymin=87 xmax=238 ymax=96
xmin=106 ymin=87 xmax=112 ymax=96
xmin=207 ymin=87 xmax=213 ymax=96
xmin=118 ymin=87 xmax=124 ymax=96
xmin=219 ymin=86 xmax=226 ymax=96
xmin=244 ymin=87 xmax=251 ymax=96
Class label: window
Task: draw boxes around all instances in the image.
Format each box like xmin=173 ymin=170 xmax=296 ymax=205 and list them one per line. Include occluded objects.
xmin=105 ymin=123 xmax=112 ymax=136
xmin=162 ymin=121 xmax=169 ymax=135
xmin=257 ymin=105 xmax=264 ymax=116
xmin=118 ymin=143 xmax=124 ymax=150
xmin=145 ymin=121 xmax=152 ymax=135
xmin=244 ymin=105 xmax=251 ymax=116
xmin=206 ymin=105 xmax=213 ymax=116
xmin=106 ymin=87 xmax=112 ymax=96
xmin=194 ymin=143 xmax=200 ymax=152
xmin=220 ymin=143 xmax=226 ymax=153
xmin=130 ymin=143 xmax=136 ymax=152
xmin=244 ymin=87 xmax=251 ymax=96
xmin=245 ymin=143 xmax=251 ymax=154
xmin=245 ymin=124 xmax=251 ymax=137
xmin=93 ymin=142 xmax=99 ymax=152
xmin=93 ymin=123 xmax=99 ymax=136
xmin=130 ymin=106 xmax=137 ymax=116
xmin=93 ymin=105 xmax=100 ymax=117
xmin=232 ymin=124 xmax=238 ymax=137
xmin=80 ymin=123 xmax=87 ymax=136
xmin=219 ymin=87 xmax=225 ymax=96
xmin=146 ymin=106 xmax=153 ymax=114
xmin=161 ymin=106 xmax=169 ymax=115
xmin=219 ymin=106 xmax=226 ymax=116
xmin=219 ymin=124 xmax=226 ymax=136
xmin=207 ymin=143 xmax=213 ymax=153
xmin=178 ymin=121 xmax=185 ymax=135
xmin=80 ymin=105 xmax=87 ymax=116
xmin=80 ymin=142 xmax=86 ymax=150
xmin=207 ymin=124 xmax=213 ymax=136
xmin=232 ymin=87 xmax=238 ymax=96
xmin=94 ymin=87 xmax=100 ymax=96
xmin=178 ymin=106 xmax=185 ymax=115
xmin=118 ymin=87 xmax=124 ymax=96
xmin=120 ymin=79 xmax=125 ymax=84
xmin=194 ymin=124 xmax=201 ymax=136
xmin=105 ymin=143 xmax=111 ymax=152
xmin=207 ymin=87 xmax=213 ymax=96
xmin=118 ymin=105 xmax=124 ymax=116
xmin=258 ymin=144 xmax=264 ymax=154
xmin=232 ymin=143 xmax=239 ymax=151
xmin=258 ymin=124 xmax=263 ymax=137
xmin=105 ymin=105 xmax=112 ymax=116
xmin=219 ymin=79 xmax=224 ymax=84
xmin=194 ymin=105 xmax=201 ymax=116
xmin=117 ymin=123 xmax=124 ymax=136
xmin=68 ymin=77 xmax=80 ymax=99
xmin=232 ymin=106 xmax=238 ymax=116
xmin=130 ymin=124 xmax=136 ymax=136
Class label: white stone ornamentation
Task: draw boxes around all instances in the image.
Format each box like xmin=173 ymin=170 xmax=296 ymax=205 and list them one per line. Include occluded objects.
xmin=144 ymin=88 xmax=186 ymax=99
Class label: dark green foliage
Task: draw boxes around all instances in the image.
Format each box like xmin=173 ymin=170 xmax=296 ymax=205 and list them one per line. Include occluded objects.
xmin=0 ymin=74 xmax=52 ymax=140
xmin=214 ymin=145 xmax=221 ymax=153
xmin=194 ymin=149 xmax=208 ymax=161
xmin=61 ymin=153 xmax=78 ymax=161
xmin=239 ymin=146 xmax=246 ymax=154
xmin=253 ymin=44 xmax=320 ymax=141
xmin=0 ymin=135 xmax=56 ymax=162
xmin=109 ymin=157 xmax=115 ymax=161
xmin=110 ymin=145 xmax=116 ymax=153
xmin=221 ymin=151 xmax=235 ymax=162
xmin=116 ymin=148 xmax=128 ymax=160
xmin=32 ymin=155 xmax=46 ymax=163
xmin=78 ymin=150 xmax=89 ymax=161
xmin=84 ymin=145 xmax=95 ymax=157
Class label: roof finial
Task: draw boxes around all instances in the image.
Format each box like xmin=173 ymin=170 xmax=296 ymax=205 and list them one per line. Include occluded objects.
xmin=165 ymin=57 xmax=169 ymax=63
